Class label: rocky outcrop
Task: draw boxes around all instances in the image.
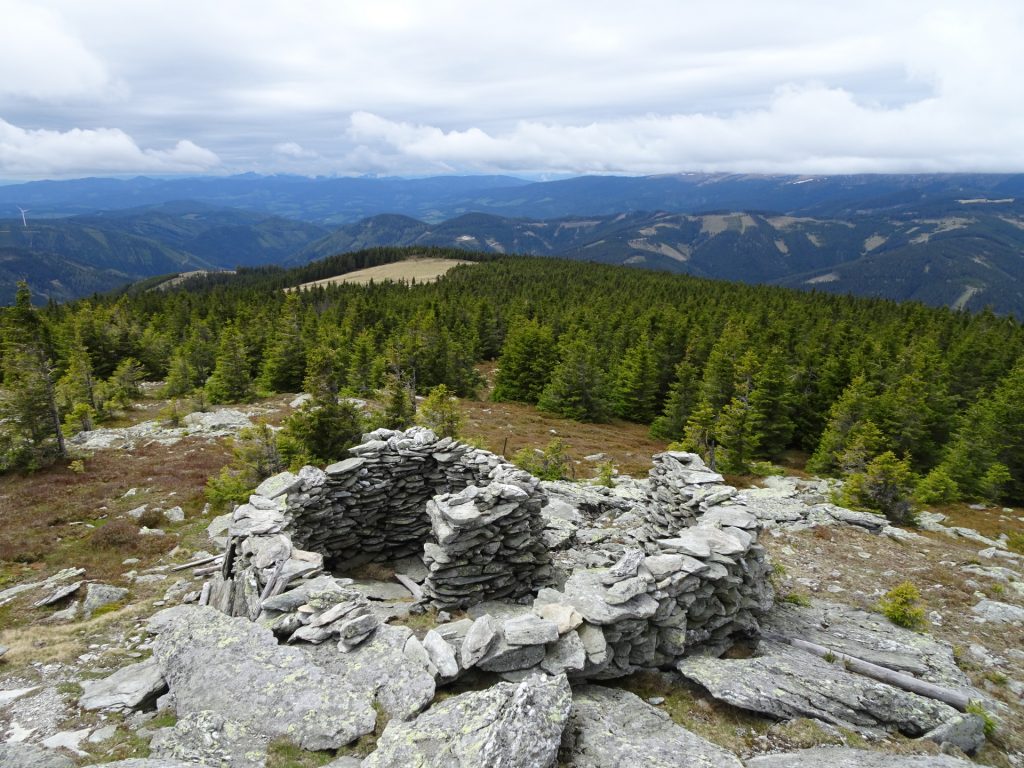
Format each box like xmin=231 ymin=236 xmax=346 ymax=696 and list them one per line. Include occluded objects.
xmin=0 ymin=743 xmax=74 ymax=768
xmin=306 ymin=624 xmax=436 ymax=720
xmin=363 ymin=673 xmax=572 ymax=768
xmin=762 ymin=601 xmax=973 ymax=690
xmin=560 ymin=686 xmax=743 ymax=767
xmin=745 ymin=747 xmax=976 ymax=767
xmin=150 ymin=711 xmax=267 ymax=768
xmin=150 ymin=605 xmax=376 ymax=749
xmin=67 ymin=408 xmax=253 ymax=451
xmin=678 ymin=641 xmax=961 ymax=737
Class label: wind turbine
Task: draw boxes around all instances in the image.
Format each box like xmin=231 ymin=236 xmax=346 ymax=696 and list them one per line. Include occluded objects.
xmin=16 ymin=206 xmax=30 ymax=228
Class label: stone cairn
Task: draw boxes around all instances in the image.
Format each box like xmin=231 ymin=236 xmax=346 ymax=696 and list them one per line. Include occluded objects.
xmin=205 ymin=428 xmax=773 ymax=681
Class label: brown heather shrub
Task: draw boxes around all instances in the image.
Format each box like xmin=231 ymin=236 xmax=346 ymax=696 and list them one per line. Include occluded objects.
xmin=91 ymin=519 xmax=141 ymax=549
xmin=137 ymin=509 xmax=165 ymax=529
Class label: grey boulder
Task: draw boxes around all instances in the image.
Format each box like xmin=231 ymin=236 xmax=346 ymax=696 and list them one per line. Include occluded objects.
xmin=79 ymin=658 xmax=167 ymax=711
xmin=745 ymin=746 xmax=976 ymax=767
xmin=678 ymin=641 xmax=958 ymax=737
xmin=762 ymin=601 xmax=972 ymax=689
xmin=150 ymin=710 xmax=267 ymax=768
xmin=151 ymin=605 xmax=376 ymax=749
xmin=82 ymin=583 xmax=129 ymax=618
xmin=561 ymin=685 xmax=743 ymax=767
xmin=364 ymin=673 xmax=572 ymax=768
xmin=307 ymin=624 xmax=436 ymax=720
xmin=970 ymin=598 xmax=1024 ymax=624
xmin=0 ymin=743 xmax=74 ymax=768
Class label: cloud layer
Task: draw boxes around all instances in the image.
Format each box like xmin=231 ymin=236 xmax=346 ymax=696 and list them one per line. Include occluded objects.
xmin=1 ymin=1 xmax=1023 ymax=177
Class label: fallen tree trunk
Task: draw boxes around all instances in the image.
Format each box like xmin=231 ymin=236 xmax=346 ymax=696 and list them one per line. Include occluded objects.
xmin=765 ymin=633 xmax=972 ymax=711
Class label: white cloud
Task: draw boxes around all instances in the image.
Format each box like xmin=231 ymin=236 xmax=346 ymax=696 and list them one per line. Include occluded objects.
xmin=0 ymin=119 xmax=220 ymax=177
xmin=0 ymin=1 xmax=113 ymax=101
xmin=2 ymin=1 xmax=1023 ymax=176
xmin=344 ymin=79 xmax=1024 ymax=175
xmin=272 ymin=141 xmax=319 ymax=160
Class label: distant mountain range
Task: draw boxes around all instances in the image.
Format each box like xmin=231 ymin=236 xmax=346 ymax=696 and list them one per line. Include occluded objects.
xmin=0 ymin=201 xmax=326 ymax=303
xmin=4 ymin=171 xmax=1024 ymax=224
xmin=1 ymin=173 xmax=1024 ymax=315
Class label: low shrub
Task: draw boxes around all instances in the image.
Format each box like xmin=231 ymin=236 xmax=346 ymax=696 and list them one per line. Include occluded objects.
xmin=877 ymin=581 xmax=927 ymax=630
xmin=91 ymin=519 xmax=141 ymax=549
xmin=137 ymin=509 xmax=165 ymax=529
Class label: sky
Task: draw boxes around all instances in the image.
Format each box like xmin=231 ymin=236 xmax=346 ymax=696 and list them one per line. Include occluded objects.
xmin=1 ymin=0 xmax=1023 ymax=179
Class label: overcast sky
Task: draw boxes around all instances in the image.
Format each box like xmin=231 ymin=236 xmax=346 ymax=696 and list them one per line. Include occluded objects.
xmin=1 ymin=0 xmax=1022 ymax=179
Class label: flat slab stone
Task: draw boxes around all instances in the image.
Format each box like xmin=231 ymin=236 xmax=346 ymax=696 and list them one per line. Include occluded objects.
xmin=746 ymin=747 xmax=976 ymax=767
xmin=151 ymin=605 xmax=376 ymax=750
xmin=253 ymin=471 xmax=302 ymax=500
xmin=363 ymin=674 xmax=572 ymax=768
xmin=79 ymin=658 xmax=167 ymax=711
xmin=33 ymin=581 xmax=82 ymax=607
xmin=678 ymin=641 xmax=959 ymax=737
xmin=325 ymin=457 xmax=366 ymax=476
xmin=563 ymin=686 xmax=743 ymax=767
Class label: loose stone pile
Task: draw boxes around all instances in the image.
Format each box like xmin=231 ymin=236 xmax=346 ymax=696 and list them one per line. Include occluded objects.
xmin=206 ymin=428 xmax=772 ymax=677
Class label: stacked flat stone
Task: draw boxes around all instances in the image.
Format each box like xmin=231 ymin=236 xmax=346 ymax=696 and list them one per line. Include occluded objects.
xmin=644 ymin=451 xmax=739 ymax=536
xmin=259 ymin=575 xmax=381 ymax=650
xmin=206 ymin=431 xmax=772 ymax=678
xmin=281 ymin=428 xmax=542 ymax=573
xmin=423 ymin=479 xmax=551 ymax=609
xmin=391 ymin=512 xmax=771 ymax=683
xmin=210 ymin=427 xmax=552 ymax=619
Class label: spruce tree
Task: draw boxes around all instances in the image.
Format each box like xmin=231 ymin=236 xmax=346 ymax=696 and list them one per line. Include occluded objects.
xmin=612 ymin=335 xmax=658 ymax=422
xmin=381 ymin=374 xmax=416 ymax=430
xmin=807 ymin=375 xmax=878 ymax=475
xmin=492 ymin=319 xmax=558 ymax=403
xmin=537 ymin=335 xmax=610 ymax=422
xmin=0 ymin=282 xmax=65 ymax=468
xmin=259 ymin=293 xmax=306 ymax=393
xmin=650 ymin=358 xmax=699 ymax=439
xmin=57 ymin=330 xmax=99 ymax=414
xmin=205 ymin=325 xmax=254 ymax=404
xmin=417 ymin=384 xmax=463 ymax=438
xmin=346 ymin=330 xmax=379 ymax=397
xmin=716 ymin=350 xmax=763 ymax=473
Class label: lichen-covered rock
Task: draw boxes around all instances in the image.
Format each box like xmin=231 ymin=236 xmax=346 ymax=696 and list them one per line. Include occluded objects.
xmin=762 ymin=601 xmax=974 ymax=690
xmin=0 ymin=743 xmax=74 ymax=768
xmin=678 ymin=641 xmax=959 ymax=737
xmin=363 ymin=673 xmax=572 ymax=768
xmin=561 ymin=686 xmax=743 ymax=767
xmin=82 ymin=583 xmax=129 ymax=618
xmin=151 ymin=605 xmax=376 ymax=749
xmin=149 ymin=710 xmax=267 ymax=768
xmin=745 ymin=747 xmax=976 ymax=767
xmin=307 ymin=624 xmax=435 ymax=720
xmin=79 ymin=658 xmax=167 ymax=712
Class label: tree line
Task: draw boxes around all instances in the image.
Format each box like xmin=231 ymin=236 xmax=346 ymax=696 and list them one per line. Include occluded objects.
xmin=2 ymin=247 xmax=1023 ymax=509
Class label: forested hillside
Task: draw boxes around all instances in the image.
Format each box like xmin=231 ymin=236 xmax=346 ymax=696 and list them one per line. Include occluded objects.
xmin=3 ymin=248 xmax=1023 ymax=506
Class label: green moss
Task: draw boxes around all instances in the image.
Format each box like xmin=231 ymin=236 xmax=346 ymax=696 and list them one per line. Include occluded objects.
xmin=265 ymin=739 xmax=336 ymax=768
xmin=781 ymin=592 xmax=812 ymax=607
xmin=148 ymin=711 xmax=179 ymax=729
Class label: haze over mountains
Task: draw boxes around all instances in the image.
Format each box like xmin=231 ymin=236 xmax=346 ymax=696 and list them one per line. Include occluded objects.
xmin=2 ymin=172 xmax=1024 ymax=315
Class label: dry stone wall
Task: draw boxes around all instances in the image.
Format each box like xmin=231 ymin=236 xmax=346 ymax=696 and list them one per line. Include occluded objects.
xmin=206 ymin=427 xmax=773 ymax=681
